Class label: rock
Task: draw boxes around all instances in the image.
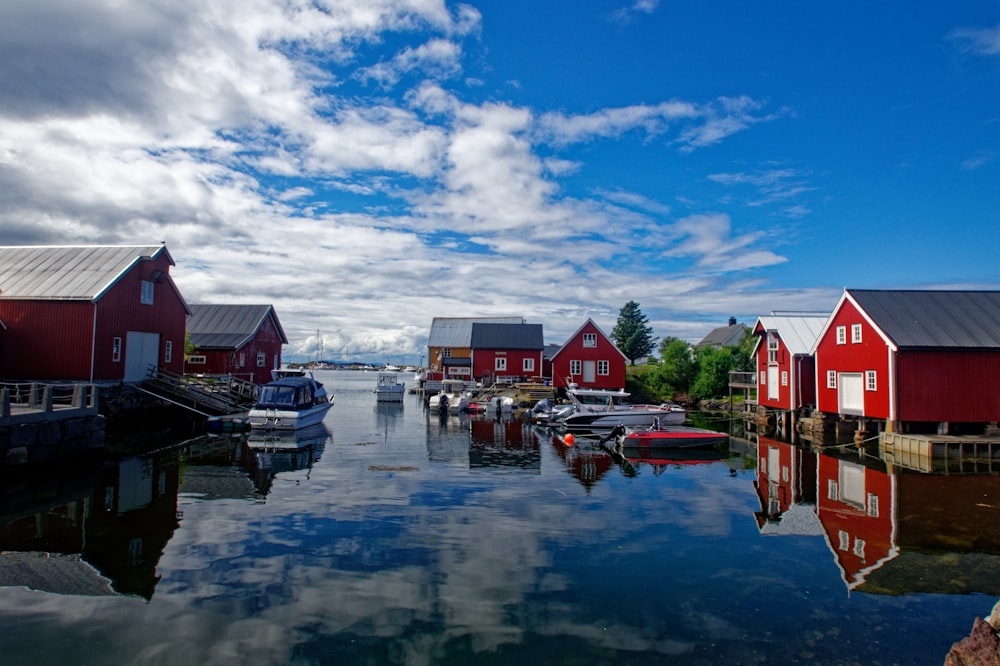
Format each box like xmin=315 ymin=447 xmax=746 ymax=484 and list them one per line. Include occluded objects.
xmin=945 ymin=617 xmax=1000 ymax=666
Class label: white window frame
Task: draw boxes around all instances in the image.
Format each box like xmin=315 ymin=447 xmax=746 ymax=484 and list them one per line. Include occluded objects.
xmin=836 ymin=326 xmax=846 ymax=345
xmin=767 ymin=333 xmax=778 ymax=363
xmin=582 ymin=333 xmax=597 ymax=348
xmin=256 ymin=351 xmax=266 ymax=367
xmin=781 ymin=370 xmax=788 ymax=386
xmin=569 ymin=360 xmax=581 ymax=375
xmin=838 ymin=530 xmax=849 ymax=551
xmin=866 ymin=493 xmax=879 ymax=518
xmin=866 ymin=370 xmax=877 ymax=391
xmin=495 ymin=357 xmax=507 ymax=371
xmin=597 ymin=360 xmax=609 ymax=375
xmin=140 ymin=280 xmax=154 ymax=305
xmin=112 ymin=336 xmax=122 ymax=363
xmin=187 ymin=355 xmax=206 ymax=364
xmin=237 ymin=352 xmax=245 ymax=368
xmin=759 ymin=370 xmax=766 ymax=385
xmin=827 ymin=370 xmax=837 ymax=389
xmin=164 ymin=340 xmax=173 ymax=364
xmin=852 ymin=324 xmax=863 ymax=344
xmin=523 ymin=357 xmax=535 ymax=373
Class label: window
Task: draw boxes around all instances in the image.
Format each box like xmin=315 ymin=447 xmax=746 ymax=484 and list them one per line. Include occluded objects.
xmin=442 ymin=348 xmax=452 ymax=357
xmin=140 ymin=280 xmax=154 ymax=305
xmin=781 ymin=370 xmax=788 ymax=386
xmin=570 ymin=360 xmax=581 ymax=375
xmin=112 ymin=337 xmax=122 ymax=363
xmin=582 ymin=333 xmax=597 ymax=348
xmin=836 ymin=326 xmax=846 ymax=345
xmin=767 ymin=333 xmax=778 ymax=363
xmin=257 ymin=352 xmax=266 ymax=367
xmin=164 ymin=340 xmax=173 ymax=363
xmin=187 ymin=355 xmax=206 ymax=364
xmin=866 ymin=370 xmax=877 ymax=391
xmin=495 ymin=357 xmax=507 ymax=371
xmin=760 ymin=370 xmax=766 ymax=385
xmin=852 ymin=538 xmax=866 ymax=560
xmin=866 ymin=493 xmax=879 ymax=517
xmin=237 ymin=353 xmax=245 ymax=368
xmin=827 ymin=370 xmax=837 ymax=389
xmin=838 ymin=530 xmax=849 ymax=551
xmin=523 ymin=358 xmax=534 ymax=373
xmin=828 ymin=480 xmax=839 ymax=501
xmin=597 ymin=360 xmax=609 ymax=375
xmin=852 ymin=324 xmax=863 ymax=344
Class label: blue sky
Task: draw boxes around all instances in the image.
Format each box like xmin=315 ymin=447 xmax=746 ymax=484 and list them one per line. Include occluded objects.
xmin=1 ymin=1 xmax=998 ymax=363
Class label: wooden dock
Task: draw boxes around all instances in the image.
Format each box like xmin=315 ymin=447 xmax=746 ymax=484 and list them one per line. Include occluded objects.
xmin=880 ymin=431 xmax=1000 ymax=474
xmin=1 ymin=383 xmax=99 ymax=426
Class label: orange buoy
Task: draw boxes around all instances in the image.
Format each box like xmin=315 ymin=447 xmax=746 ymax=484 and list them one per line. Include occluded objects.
xmin=564 ymin=433 xmax=575 ymax=446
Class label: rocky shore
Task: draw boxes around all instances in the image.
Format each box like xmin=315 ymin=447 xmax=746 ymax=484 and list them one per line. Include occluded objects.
xmin=945 ymin=601 xmax=1000 ymax=665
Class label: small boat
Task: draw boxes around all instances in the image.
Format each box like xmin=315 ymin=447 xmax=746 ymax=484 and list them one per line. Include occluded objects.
xmin=374 ymin=372 xmax=405 ymax=402
xmin=610 ymin=420 xmax=728 ymax=449
xmin=428 ymin=379 xmax=471 ymax=413
xmin=248 ymin=374 xmax=334 ymax=430
xmin=558 ymin=386 xmax=685 ymax=430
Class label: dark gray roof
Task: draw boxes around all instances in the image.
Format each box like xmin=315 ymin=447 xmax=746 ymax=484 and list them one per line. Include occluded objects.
xmin=428 ymin=316 xmax=525 ymax=347
xmin=470 ymin=323 xmax=543 ymax=350
xmin=697 ymin=323 xmax=748 ymax=347
xmin=848 ymin=289 xmax=1000 ymax=349
xmin=0 ymin=245 xmax=173 ymax=300
xmin=188 ymin=304 xmax=288 ymax=350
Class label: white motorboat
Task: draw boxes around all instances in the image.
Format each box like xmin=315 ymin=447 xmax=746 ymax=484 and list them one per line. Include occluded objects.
xmin=558 ymin=386 xmax=685 ymax=430
xmin=374 ymin=372 xmax=405 ymax=402
xmin=428 ymin=379 xmax=471 ymax=413
xmin=248 ymin=374 xmax=334 ymax=430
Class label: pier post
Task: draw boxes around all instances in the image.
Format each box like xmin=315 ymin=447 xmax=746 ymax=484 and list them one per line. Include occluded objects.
xmin=1 ymin=388 xmax=9 ymax=418
xmin=43 ymin=385 xmax=53 ymax=412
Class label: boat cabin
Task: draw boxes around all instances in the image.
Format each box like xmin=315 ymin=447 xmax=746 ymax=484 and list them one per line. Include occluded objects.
xmin=255 ymin=377 xmax=323 ymax=410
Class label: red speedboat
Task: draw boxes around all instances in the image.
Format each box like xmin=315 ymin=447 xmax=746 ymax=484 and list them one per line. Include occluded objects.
xmin=612 ymin=422 xmax=728 ymax=449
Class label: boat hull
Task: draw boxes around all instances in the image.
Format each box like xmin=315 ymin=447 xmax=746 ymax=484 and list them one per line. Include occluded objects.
xmin=248 ymin=402 xmax=332 ymax=430
xmin=374 ymin=388 xmax=405 ymax=402
xmin=621 ymin=426 xmax=727 ymax=449
xmin=562 ymin=408 xmax=685 ymax=430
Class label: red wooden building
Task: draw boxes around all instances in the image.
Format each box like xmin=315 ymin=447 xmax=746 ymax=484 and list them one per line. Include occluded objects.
xmin=550 ymin=319 xmax=627 ymax=390
xmin=185 ymin=304 xmax=288 ymax=385
xmin=753 ymin=436 xmax=819 ymax=535
xmin=812 ymin=289 xmax=1000 ymax=432
xmin=751 ymin=313 xmax=827 ymax=412
xmin=470 ymin=322 xmax=544 ymax=385
xmin=0 ymin=245 xmax=190 ymax=382
xmin=815 ymin=452 xmax=897 ymax=591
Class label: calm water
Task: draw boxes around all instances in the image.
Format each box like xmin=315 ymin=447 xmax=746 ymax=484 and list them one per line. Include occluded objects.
xmin=0 ymin=369 xmax=997 ymax=665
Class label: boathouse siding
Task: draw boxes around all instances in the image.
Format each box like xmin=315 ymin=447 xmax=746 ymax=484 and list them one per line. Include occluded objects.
xmin=186 ymin=304 xmax=288 ymax=385
xmin=469 ymin=323 xmax=544 ymax=384
xmin=752 ymin=313 xmax=827 ymax=412
xmin=0 ymin=245 xmax=190 ymax=382
xmin=813 ymin=289 xmax=1000 ymax=427
xmin=550 ymin=318 xmax=627 ymax=391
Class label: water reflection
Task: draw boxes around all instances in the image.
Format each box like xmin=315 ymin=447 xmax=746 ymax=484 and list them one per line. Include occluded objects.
xmin=754 ymin=435 xmax=1000 ymax=595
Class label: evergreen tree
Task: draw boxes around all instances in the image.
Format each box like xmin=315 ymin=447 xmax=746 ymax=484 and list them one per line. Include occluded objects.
xmin=611 ymin=301 xmax=658 ymax=365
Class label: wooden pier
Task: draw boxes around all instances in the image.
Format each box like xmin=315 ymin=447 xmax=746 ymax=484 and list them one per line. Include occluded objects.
xmin=880 ymin=431 xmax=1000 ymax=474
xmin=1 ymin=383 xmax=99 ymax=426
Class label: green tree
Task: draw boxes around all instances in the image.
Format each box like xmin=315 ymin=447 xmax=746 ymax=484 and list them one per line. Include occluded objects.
xmin=611 ymin=301 xmax=658 ymax=365
xmin=656 ymin=337 xmax=697 ymax=394
xmin=690 ymin=346 xmax=735 ymax=399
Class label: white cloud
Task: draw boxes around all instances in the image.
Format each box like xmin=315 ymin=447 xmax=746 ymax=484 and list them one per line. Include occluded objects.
xmin=948 ymin=23 xmax=1000 ymax=56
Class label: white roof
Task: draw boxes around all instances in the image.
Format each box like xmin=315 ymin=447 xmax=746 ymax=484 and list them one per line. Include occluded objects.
xmin=755 ymin=313 xmax=829 ymax=355
xmin=0 ymin=245 xmax=171 ymax=301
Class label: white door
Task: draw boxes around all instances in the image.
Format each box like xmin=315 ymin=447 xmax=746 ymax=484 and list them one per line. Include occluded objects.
xmin=124 ymin=331 xmax=161 ymax=382
xmin=767 ymin=365 xmax=779 ymax=401
xmin=583 ymin=360 xmax=596 ymax=383
xmin=838 ymin=372 xmax=864 ymax=415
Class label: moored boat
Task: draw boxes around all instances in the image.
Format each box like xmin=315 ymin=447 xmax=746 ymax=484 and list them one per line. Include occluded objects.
xmin=428 ymin=379 xmax=471 ymax=413
xmin=373 ymin=372 xmax=405 ymax=402
xmin=248 ymin=374 xmax=334 ymax=430
xmin=558 ymin=386 xmax=685 ymax=430
xmin=610 ymin=420 xmax=728 ymax=449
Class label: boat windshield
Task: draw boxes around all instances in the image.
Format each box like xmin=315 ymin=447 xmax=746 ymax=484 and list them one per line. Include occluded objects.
xmin=258 ymin=382 xmax=315 ymax=408
xmin=573 ymin=392 xmax=629 ymax=407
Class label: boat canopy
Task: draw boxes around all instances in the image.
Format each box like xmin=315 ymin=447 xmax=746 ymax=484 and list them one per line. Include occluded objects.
xmin=255 ymin=377 xmax=318 ymax=410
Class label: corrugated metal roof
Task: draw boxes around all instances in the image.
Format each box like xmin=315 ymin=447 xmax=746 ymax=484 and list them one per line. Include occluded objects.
xmin=471 ymin=323 xmax=543 ymax=349
xmin=756 ymin=313 xmax=829 ymax=355
xmin=428 ymin=316 xmax=525 ymax=347
xmin=849 ymin=289 xmax=1000 ymax=349
xmin=188 ymin=304 xmax=288 ymax=349
xmin=0 ymin=245 xmax=171 ymax=300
